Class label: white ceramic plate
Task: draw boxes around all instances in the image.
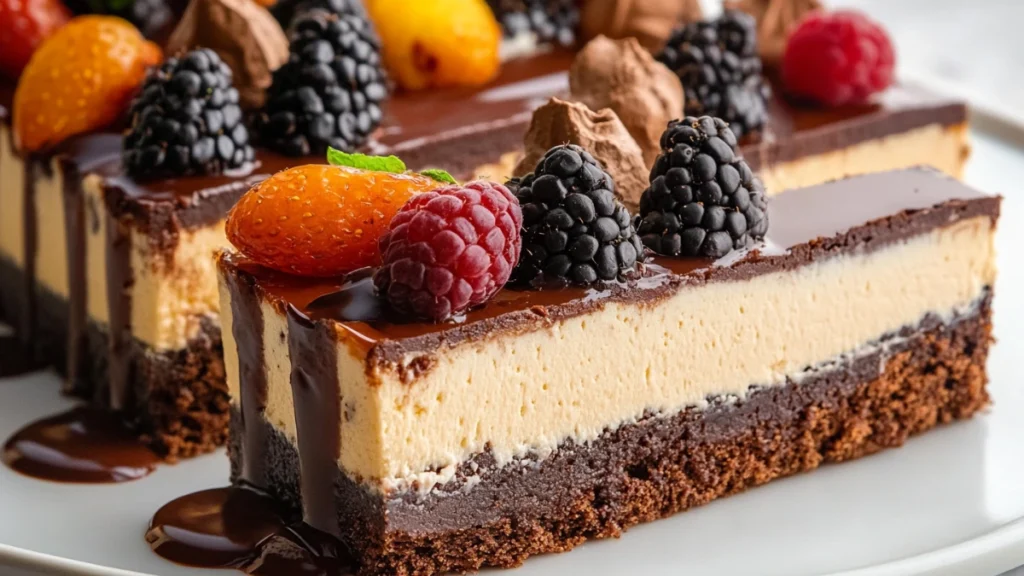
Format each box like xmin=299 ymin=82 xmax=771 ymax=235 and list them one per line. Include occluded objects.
xmin=3 ymin=129 xmax=1024 ymax=576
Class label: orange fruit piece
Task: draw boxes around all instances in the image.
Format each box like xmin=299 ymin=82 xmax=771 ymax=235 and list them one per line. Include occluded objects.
xmin=226 ymin=164 xmax=440 ymax=277
xmin=13 ymin=15 xmax=161 ymax=152
xmin=366 ymin=0 xmax=501 ymax=91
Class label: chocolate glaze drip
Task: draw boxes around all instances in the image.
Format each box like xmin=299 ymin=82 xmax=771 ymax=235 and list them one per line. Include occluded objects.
xmin=225 ymin=265 xmax=269 ymax=487
xmin=146 ymin=486 xmax=355 ymax=575
xmin=105 ymin=212 xmax=134 ymax=411
xmin=62 ymin=159 xmax=87 ymax=393
xmin=1 ymin=406 xmax=158 ymax=482
xmin=18 ymin=158 xmax=39 ymax=347
xmin=286 ymin=306 xmax=341 ymax=536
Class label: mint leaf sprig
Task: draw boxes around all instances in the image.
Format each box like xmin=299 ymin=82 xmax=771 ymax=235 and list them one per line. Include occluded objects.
xmin=327 ymin=148 xmax=457 ymax=185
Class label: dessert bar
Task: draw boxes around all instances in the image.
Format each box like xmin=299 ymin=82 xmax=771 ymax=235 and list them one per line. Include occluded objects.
xmin=216 ymin=167 xmax=998 ymax=574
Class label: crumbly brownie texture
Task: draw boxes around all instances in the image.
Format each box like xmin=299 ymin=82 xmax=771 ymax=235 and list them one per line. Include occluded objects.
xmin=0 ymin=257 xmax=229 ymax=458
xmin=229 ymin=293 xmax=992 ymax=575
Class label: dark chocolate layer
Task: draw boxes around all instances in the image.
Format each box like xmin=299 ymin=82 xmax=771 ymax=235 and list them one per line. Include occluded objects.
xmin=230 ymin=293 xmax=992 ymax=575
xmin=222 ymin=168 xmax=1000 ymax=367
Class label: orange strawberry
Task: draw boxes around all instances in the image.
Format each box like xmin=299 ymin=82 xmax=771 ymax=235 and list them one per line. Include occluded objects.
xmin=13 ymin=16 xmax=161 ymax=152
xmin=227 ymin=164 xmax=441 ymax=277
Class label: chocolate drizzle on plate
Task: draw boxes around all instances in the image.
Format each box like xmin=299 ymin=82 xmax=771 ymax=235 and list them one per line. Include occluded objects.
xmin=1 ymin=406 xmax=159 ymax=483
xmin=147 ymin=485 xmax=356 ymax=575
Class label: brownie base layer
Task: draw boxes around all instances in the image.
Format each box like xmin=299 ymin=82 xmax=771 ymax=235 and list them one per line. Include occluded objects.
xmin=0 ymin=257 xmax=230 ymax=459
xmin=230 ymin=292 xmax=993 ymax=576
xmin=0 ymin=256 xmax=69 ymax=373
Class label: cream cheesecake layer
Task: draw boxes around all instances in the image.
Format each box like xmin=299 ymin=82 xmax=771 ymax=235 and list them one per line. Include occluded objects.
xmin=222 ymin=214 xmax=995 ymax=492
xmin=459 ymin=124 xmax=968 ymax=198
xmin=759 ymin=124 xmax=969 ymax=196
xmin=0 ymin=165 xmax=228 ymax=351
xmin=0 ymin=123 xmax=24 ymax=266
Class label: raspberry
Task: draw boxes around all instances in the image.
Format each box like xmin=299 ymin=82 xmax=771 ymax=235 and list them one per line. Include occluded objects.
xmin=782 ymin=10 xmax=895 ymax=107
xmin=373 ymin=182 xmax=523 ymax=322
xmin=0 ymin=0 xmax=71 ymax=79
xmin=226 ymin=164 xmax=440 ymax=277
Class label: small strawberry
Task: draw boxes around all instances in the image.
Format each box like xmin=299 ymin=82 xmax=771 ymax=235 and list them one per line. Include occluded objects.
xmin=0 ymin=0 xmax=72 ymax=79
xmin=13 ymin=15 xmax=161 ymax=152
xmin=226 ymin=150 xmax=444 ymax=277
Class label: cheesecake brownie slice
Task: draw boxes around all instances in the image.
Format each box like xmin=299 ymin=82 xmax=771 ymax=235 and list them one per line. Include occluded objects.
xmin=0 ymin=50 xmax=970 ymax=459
xmin=216 ymin=167 xmax=998 ymax=574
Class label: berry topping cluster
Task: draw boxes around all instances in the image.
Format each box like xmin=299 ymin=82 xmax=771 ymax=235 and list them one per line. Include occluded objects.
xmin=124 ymin=49 xmax=253 ymax=178
xmin=510 ymin=145 xmax=642 ymax=286
xmin=657 ymin=11 xmax=771 ymax=138
xmin=374 ymin=182 xmax=523 ymax=321
xmin=226 ymin=153 xmax=440 ymax=278
xmin=782 ymin=10 xmax=895 ymax=106
xmin=255 ymin=8 xmax=388 ymax=157
xmin=637 ymin=116 xmax=768 ymax=258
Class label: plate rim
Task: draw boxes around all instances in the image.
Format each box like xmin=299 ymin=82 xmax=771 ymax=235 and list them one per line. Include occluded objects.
xmin=4 ymin=517 xmax=1024 ymax=576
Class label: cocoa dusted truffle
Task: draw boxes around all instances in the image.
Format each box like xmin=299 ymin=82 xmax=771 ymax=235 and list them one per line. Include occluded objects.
xmin=513 ymin=98 xmax=648 ymax=210
xmin=579 ymin=0 xmax=703 ymax=52
xmin=569 ymin=35 xmax=683 ymax=167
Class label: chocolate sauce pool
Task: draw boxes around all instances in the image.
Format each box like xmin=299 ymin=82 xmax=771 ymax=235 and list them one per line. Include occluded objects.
xmin=2 ymin=406 xmax=159 ymax=483
xmin=147 ymin=486 xmax=355 ymax=575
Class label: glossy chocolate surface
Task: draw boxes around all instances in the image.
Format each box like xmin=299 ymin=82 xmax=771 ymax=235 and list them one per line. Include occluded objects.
xmin=222 ymin=168 xmax=997 ymax=359
xmin=147 ymin=486 xmax=354 ymax=575
xmin=45 ymin=51 xmax=962 ymax=236
xmin=1 ymin=406 xmax=159 ymax=483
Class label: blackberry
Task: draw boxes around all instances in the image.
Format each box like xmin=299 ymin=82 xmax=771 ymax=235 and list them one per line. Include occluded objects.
xmin=271 ymin=0 xmax=367 ymax=31
xmin=255 ymin=9 xmax=387 ymax=157
xmin=123 ymin=48 xmax=254 ymax=179
xmin=487 ymin=0 xmax=579 ymax=48
xmin=657 ymin=11 xmax=770 ymax=138
xmin=637 ymin=116 xmax=768 ymax=259
xmin=65 ymin=0 xmax=173 ymax=40
xmin=510 ymin=145 xmax=643 ymax=286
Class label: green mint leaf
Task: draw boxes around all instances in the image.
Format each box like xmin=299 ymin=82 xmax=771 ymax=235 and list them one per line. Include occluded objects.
xmin=419 ymin=169 xmax=457 ymax=184
xmin=326 ymin=148 xmax=406 ymax=173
